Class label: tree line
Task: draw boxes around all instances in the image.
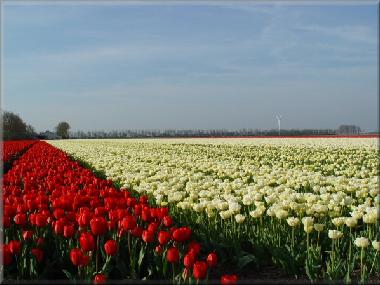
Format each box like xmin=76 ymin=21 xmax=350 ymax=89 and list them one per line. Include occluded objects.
xmin=69 ymin=128 xmax=339 ymax=139
xmin=3 ymin=110 xmax=367 ymax=140
xmin=2 ymin=111 xmax=70 ymax=141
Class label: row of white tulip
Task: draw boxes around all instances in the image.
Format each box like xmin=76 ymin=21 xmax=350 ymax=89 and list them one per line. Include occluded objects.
xmin=49 ymin=138 xmax=379 ymax=281
xmin=49 ymin=138 xmax=378 ymax=223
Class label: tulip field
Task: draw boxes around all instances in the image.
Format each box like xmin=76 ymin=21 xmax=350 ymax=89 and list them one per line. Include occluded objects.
xmin=2 ymin=137 xmax=380 ymax=283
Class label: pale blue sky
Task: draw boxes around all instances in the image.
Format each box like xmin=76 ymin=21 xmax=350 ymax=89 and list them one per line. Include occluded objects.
xmin=3 ymin=2 xmax=378 ymax=132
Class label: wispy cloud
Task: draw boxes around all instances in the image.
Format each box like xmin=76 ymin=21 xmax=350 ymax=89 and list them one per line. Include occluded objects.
xmin=297 ymin=24 xmax=377 ymax=44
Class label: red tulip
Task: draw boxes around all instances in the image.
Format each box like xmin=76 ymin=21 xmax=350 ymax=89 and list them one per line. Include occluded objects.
xmin=139 ymin=195 xmax=148 ymax=204
xmin=183 ymin=252 xmax=195 ymax=268
xmin=14 ymin=213 xmax=27 ymax=226
xmin=107 ymin=220 xmax=116 ymax=231
xmin=36 ymin=237 xmax=45 ymax=248
xmin=158 ymin=207 xmax=169 ymax=219
xmin=53 ymin=219 xmax=65 ymax=235
xmin=147 ymin=222 xmax=159 ymax=233
xmin=31 ymin=248 xmax=44 ymax=263
xmin=53 ymin=208 xmax=65 ymax=219
xmin=78 ymin=211 xmax=92 ymax=227
xmin=90 ymin=217 xmax=107 ymax=236
xmin=131 ymin=226 xmax=143 ymax=238
xmin=22 ymin=230 xmax=33 ymax=240
xmin=221 ymin=274 xmax=238 ymax=284
xmin=207 ymin=252 xmax=218 ymax=268
xmin=94 ymin=273 xmax=107 ymax=284
xmin=8 ymin=240 xmax=22 ymax=255
xmin=3 ymin=244 xmax=13 ymax=265
xmin=35 ymin=213 xmax=48 ymax=227
xmin=193 ymin=261 xmax=208 ymax=280
xmin=155 ymin=245 xmax=163 ymax=255
xmin=126 ymin=197 xmax=137 ymax=207
xmin=158 ymin=230 xmax=171 ymax=245
xmin=141 ymin=207 xmax=151 ymax=222
xmin=162 ymin=216 xmax=173 ymax=227
xmin=95 ymin=206 xmax=107 ymax=217
xmin=142 ymin=230 xmax=154 ymax=243
xmin=64 ymin=224 xmax=75 ymax=238
xmin=121 ymin=216 xmax=136 ymax=231
xmin=166 ymin=247 xmax=179 ymax=263
xmin=70 ymin=248 xmax=83 ymax=266
xmin=79 ymin=232 xmax=95 ymax=252
xmin=104 ymin=239 xmax=118 ymax=256
xmin=134 ymin=204 xmax=142 ymax=215
xmin=81 ymin=254 xmax=90 ymax=267
xmin=172 ymin=227 xmax=192 ymax=242
xmin=3 ymin=216 xmax=11 ymax=228
xmin=188 ymin=241 xmax=201 ymax=256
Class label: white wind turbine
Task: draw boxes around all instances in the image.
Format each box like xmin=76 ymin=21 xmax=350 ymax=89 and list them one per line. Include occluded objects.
xmin=276 ymin=115 xmax=282 ymax=136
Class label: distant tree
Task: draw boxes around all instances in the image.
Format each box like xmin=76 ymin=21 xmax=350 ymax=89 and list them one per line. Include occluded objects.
xmin=338 ymin=125 xmax=361 ymax=135
xmin=55 ymin=121 xmax=70 ymax=139
xmin=2 ymin=111 xmax=36 ymax=140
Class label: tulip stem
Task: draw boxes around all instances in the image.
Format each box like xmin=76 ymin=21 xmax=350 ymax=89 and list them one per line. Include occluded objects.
xmin=368 ymin=251 xmax=378 ymax=275
xmin=172 ymin=263 xmax=175 ymax=284
xmin=360 ymin=247 xmax=364 ymax=283
xmin=128 ymin=232 xmax=131 ymax=254
xmin=96 ymin=236 xmax=100 ymax=273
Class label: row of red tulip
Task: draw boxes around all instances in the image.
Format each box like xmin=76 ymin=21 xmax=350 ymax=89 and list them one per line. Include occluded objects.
xmin=2 ymin=140 xmax=36 ymax=164
xmin=3 ymin=141 xmax=238 ymax=284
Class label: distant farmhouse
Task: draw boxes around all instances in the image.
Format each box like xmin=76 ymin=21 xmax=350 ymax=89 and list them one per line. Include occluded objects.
xmin=38 ymin=131 xmax=61 ymax=140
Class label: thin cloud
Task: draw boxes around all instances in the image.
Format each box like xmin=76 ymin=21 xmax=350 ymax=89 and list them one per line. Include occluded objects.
xmin=297 ymin=24 xmax=377 ymax=45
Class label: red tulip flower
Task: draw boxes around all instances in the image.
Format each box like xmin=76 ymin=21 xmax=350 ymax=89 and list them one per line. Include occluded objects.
xmin=35 ymin=213 xmax=48 ymax=227
xmin=121 ymin=216 xmax=136 ymax=231
xmin=221 ymin=274 xmax=238 ymax=285
xmin=158 ymin=207 xmax=169 ymax=219
xmin=183 ymin=252 xmax=195 ymax=268
xmin=8 ymin=240 xmax=22 ymax=255
xmin=147 ymin=222 xmax=159 ymax=233
xmin=3 ymin=216 xmax=11 ymax=228
xmin=80 ymin=232 xmax=95 ymax=252
xmin=36 ymin=237 xmax=45 ymax=248
xmin=53 ymin=208 xmax=65 ymax=219
xmin=81 ymin=254 xmax=90 ymax=267
xmin=193 ymin=261 xmax=208 ymax=280
xmin=188 ymin=241 xmax=201 ymax=257
xmin=53 ymin=219 xmax=65 ymax=235
xmin=3 ymin=244 xmax=13 ymax=265
xmin=158 ymin=230 xmax=171 ymax=245
xmin=94 ymin=273 xmax=107 ymax=284
xmin=64 ymin=224 xmax=75 ymax=238
xmin=155 ymin=245 xmax=163 ymax=255
xmin=14 ymin=213 xmax=27 ymax=226
xmin=162 ymin=216 xmax=173 ymax=227
xmin=104 ymin=239 xmax=118 ymax=256
xmin=127 ymin=197 xmax=137 ymax=207
xmin=141 ymin=207 xmax=151 ymax=222
xmin=31 ymin=248 xmax=44 ymax=263
xmin=166 ymin=247 xmax=180 ymax=263
xmin=131 ymin=226 xmax=143 ymax=238
xmin=139 ymin=195 xmax=148 ymax=204
xmin=172 ymin=227 xmax=192 ymax=242
xmin=142 ymin=230 xmax=154 ymax=243
xmin=78 ymin=211 xmax=92 ymax=227
xmin=134 ymin=204 xmax=142 ymax=215
xmin=90 ymin=217 xmax=107 ymax=236
xmin=70 ymin=248 xmax=83 ymax=266
xmin=22 ymin=230 xmax=33 ymax=241
xmin=207 ymin=252 xmax=218 ymax=268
